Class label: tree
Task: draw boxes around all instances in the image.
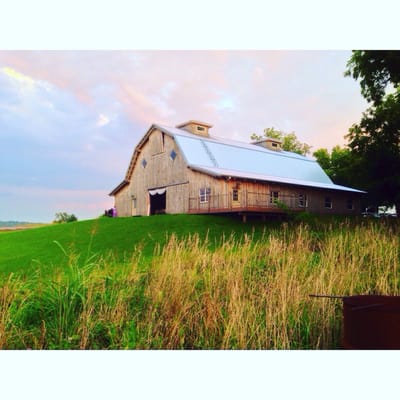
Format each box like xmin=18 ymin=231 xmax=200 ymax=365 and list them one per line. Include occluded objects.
xmin=313 ymin=146 xmax=362 ymax=188
xmin=345 ymin=50 xmax=400 ymax=212
xmin=345 ymin=50 xmax=400 ymax=105
xmin=54 ymin=212 xmax=78 ymax=223
xmin=251 ymin=127 xmax=312 ymax=156
xmin=312 ymin=148 xmax=331 ymax=172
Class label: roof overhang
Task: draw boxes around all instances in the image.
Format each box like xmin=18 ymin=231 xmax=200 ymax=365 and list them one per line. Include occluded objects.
xmin=188 ymin=165 xmax=366 ymax=194
xmin=109 ymin=180 xmax=129 ymax=196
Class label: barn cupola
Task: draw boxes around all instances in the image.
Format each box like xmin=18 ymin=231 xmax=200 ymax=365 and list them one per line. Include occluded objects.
xmin=176 ymin=120 xmax=213 ymax=137
xmin=252 ymin=137 xmax=282 ymax=152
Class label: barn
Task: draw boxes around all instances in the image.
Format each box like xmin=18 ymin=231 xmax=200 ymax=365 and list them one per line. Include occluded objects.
xmin=109 ymin=120 xmax=364 ymax=219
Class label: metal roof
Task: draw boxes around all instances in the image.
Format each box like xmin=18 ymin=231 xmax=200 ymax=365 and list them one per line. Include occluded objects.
xmin=189 ymin=166 xmax=363 ymax=193
xmin=155 ymin=124 xmax=364 ymax=193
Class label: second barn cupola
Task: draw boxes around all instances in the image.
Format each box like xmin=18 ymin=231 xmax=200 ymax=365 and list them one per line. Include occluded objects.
xmin=176 ymin=120 xmax=213 ymax=137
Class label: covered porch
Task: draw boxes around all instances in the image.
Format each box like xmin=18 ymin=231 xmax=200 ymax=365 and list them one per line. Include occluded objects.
xmin=188 ymin=191 xmax=305 ymax=215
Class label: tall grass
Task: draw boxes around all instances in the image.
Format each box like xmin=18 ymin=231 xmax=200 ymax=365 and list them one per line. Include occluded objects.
xmin=0 ymin=220 xmax=399 ymax=349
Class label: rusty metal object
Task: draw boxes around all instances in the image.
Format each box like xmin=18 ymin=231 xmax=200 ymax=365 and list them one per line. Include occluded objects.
xmin=310 ymin=294 xmax=400 ymax=349
xmin=342 ymin=295 xmax=400 ymax=350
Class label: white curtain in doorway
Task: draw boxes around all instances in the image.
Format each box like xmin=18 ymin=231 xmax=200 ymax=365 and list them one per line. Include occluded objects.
xmin=148 ymin=187 xmax=166 ymax=196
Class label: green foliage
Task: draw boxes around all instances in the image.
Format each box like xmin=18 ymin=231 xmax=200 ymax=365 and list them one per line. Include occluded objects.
xmin=345 ymin=50 xmax=400 ymax=105
xmin=312 ymin=148 xmax=330 ymax=171
xmin=345 ymin=50 xmax=400 ymax=211
xmin=347 ymin=88 xmax=400 ymax=209
xmin=293 ymin=211 xmax=317 ymax=225
xmin=251 ymin=127 xmax=312 ymax=155
xmin=313 ymin=145 xmax=362 ymax=188
xmin=54 ymin=212 xmax=78 ymax=224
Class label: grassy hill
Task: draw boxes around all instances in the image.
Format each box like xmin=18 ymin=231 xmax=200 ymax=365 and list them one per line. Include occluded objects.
xmin=0 ymin=214 xmax=270 ymax=276
xmin=1 ymin=214 xmax=399 ymax=350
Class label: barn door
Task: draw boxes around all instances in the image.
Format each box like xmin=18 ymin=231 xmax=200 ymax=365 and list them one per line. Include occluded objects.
xmin=232 ymin=183 xmax=241 ymax=208
xmin=232 ymin=188 xmax=241 ymax=207
xmin=149 ymin=188 xmax=166 ymax=215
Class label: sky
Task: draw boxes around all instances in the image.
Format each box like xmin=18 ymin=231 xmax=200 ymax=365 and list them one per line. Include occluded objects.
xmin=0 ymin=50 xmax=369 ymax=222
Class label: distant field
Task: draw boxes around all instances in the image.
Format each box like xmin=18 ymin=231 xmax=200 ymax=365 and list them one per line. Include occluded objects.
xmin=0 ymin=223 xmax=48 ymax=232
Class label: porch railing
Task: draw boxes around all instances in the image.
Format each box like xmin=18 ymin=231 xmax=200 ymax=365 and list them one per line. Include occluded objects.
xmin=188 ymin=191 xmax=305 ymax=214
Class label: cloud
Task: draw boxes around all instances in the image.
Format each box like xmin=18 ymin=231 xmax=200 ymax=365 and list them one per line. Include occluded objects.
xmin=2 ymin=66 xmax=35 ymax=86
xmin=96 ymin=113 xmax=110 ymax=127
xmin=0 ymin=64 xmax=131 ymax=200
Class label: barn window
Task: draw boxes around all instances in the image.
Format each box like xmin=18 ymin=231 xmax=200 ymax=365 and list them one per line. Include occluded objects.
xmin=141 ymin=159 xmax=147 ymax=168
xmin=199 ymin=187 xmax=211 ymax=203
xmin=232 ymin=189 xmax=239 ymax=202
xmin=347 ymin=199 xmax=354 ymax=210
xmin=324 ymin=197 xmax=332 ymax=209
xmin=298 ymin=194 xmax=308 ymax=207
xmin=270 ymin=191 xmax=279 ymax=205
xmin=170 ymin=149 xmax=177 ymax=161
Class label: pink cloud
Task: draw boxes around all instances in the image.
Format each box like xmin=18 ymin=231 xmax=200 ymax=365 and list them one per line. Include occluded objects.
xmin=1 ymin=51 xmax=362 ymax=149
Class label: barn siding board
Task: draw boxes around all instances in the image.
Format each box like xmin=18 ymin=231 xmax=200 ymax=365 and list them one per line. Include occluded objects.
xmin=114 ymin=185 xmax=131 ymax=216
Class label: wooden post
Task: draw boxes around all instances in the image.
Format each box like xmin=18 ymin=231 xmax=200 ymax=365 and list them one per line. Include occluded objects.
xmin=242 ymin=213 xmax=247 ymax=223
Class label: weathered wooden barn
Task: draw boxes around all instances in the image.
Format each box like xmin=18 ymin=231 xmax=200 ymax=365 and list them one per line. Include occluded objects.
xmin=109 ymin=120 xmax=364 ymax=218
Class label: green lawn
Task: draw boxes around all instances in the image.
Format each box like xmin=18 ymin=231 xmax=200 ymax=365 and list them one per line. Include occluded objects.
xmin=0 ymin=214 xmax=270 ymax=277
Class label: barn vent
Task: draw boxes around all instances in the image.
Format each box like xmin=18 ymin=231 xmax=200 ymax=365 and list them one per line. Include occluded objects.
xmin=252 ymin=137 xmax=282 ymax=151
xmin=176 ymin=120 xmax=213 ymax=137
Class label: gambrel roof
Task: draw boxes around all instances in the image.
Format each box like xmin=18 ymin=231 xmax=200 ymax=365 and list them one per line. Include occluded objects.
xmin=110 ymin=122 xmax=364 ymax=195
